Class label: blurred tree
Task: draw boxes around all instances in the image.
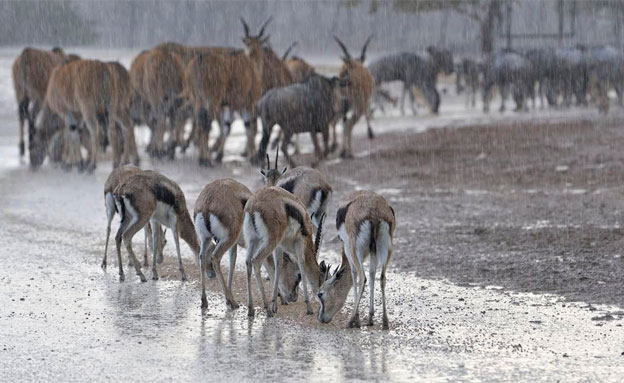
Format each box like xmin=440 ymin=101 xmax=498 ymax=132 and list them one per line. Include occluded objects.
xmin=0 ymin=0 xmax=97 ymax=46
xmin=346 ymin=0 xmax=503 ymax=55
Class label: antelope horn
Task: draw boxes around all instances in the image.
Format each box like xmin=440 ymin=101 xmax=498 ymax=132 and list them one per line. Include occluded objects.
xmin=314 ymin=213 xmax=326 ymax=260
xmin=275 ymin=145 xmax=279 ymax=169
xmin=282 ymin=41 xmax=298 ymax=61
xmin=360 ymin=34 xmax=373 ymax=62
xmin=333 ymin=36 xmax=351 ymax=60
xmin=258 ymin=16 xmax=273 ymax=37
xmin=266 ymin=154 xmax=270 ymax=170
xmin=240 ymin=17 xmax=250 ymax=37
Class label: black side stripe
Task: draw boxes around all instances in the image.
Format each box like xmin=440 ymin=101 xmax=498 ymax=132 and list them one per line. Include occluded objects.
xmin=150 ymin=183 xmax=179 ymax=212
xmin=285 ymin=203 xmax=308 ymax=237
xmin=279 ymin=178 xmax=297 ymax=194
xmin=335 ymin=201 xmax=351 ymax=230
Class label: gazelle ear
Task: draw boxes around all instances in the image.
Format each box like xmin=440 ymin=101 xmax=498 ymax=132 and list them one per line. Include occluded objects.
xmin=280 ymin=167 xmax=287 ymax=175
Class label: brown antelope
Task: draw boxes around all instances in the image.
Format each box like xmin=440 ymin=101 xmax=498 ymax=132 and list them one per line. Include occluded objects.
xmin=12 ymin=47 xmax=79 ymax=157
xmin=334 ymin=36 xmax=375 ymax=158
xmin=112 ymin=170 xmax=200 ymax=282
xmin=184 ymin=18 xmax=267 ymax=165
xmin=32 ymin=59 xmax=137 ymax=172
xmin=261 ymin=153 xmax=332 ymax=230
xmin=102 ymin=165 xmax=166 ymax=270
xmin=282 ymin=42 xmax=315 ymax=83
xmin=316 ymin=191 xmax=395 ymax=329
xmin=193 ymin=179 xmax=252 ymax=310
xmin=243 ymin=187 xmax=328 ymax=317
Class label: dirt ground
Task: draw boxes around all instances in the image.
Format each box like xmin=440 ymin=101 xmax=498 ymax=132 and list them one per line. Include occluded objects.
xmin=300 ymin=118 xmax=624 ymax=310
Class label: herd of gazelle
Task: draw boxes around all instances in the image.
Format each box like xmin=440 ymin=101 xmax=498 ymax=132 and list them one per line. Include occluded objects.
xmin=13 ymin=17 xmax=377 ymax=172
xmin=103 ymin=159 xmax=395 ymax=329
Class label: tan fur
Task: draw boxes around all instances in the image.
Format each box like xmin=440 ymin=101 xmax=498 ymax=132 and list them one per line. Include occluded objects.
xmin=319 ymin=190 xmax=395 ymax=329
xmin=12 ymin=47 xmax=78 ymax=156
xmin=262 ymin=47 xmax=293 ymax=93
xmin=112 ymin=171 xmax=198 ymax=282
xmin=286 ymin=57 xmax=315 ymax=83
xmin=107 ymin=61 xmax=140 ymax=167
xmin=193 ymin=178 xmax=252 ymax=309
xmin=243 ymin=187 xmax=324 ymax=317
xmin=334 ymin=36 xmax=375 ymax=157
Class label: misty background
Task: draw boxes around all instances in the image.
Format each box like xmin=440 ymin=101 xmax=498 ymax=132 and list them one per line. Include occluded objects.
xmin=0 ymin=0 xmax=622 ymax=56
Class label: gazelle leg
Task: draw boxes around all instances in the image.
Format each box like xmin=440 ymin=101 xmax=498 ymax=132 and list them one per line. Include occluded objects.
xmin=198 ymin=236 xmax=211 ymax=309
xmin=381 ymin=250 xmax=391 ymax=330
xmin=121 ymin=215 xmax=150 ymax=283
xmin=211 ymin=239 xmax=239 ymax=310
xmin=348 ymin=245 xmax=366 ymax=328
xmin=114 ymin=212 xmax=131 ymax=282
xmin=227 ymin=245 xmax=237 ymax=293
xmin=170 ymin=219 xmax=187 ymax=281
xmin=270 ymin=248 xmax=283 ymax=314
xmin=251 ymin=245 xmax=276 ymax=317
xmin=144 ymin=223 xmax=153 ymax=267
xmin=295 ymin=240 xmax=313 ymax=315
xmin=367 ymin=254 xmax=378 ymax=326
xmin=150 ymin=221 xmax=161 ymax=280
xmin=245 ymin=240 xmax=258 ymax=317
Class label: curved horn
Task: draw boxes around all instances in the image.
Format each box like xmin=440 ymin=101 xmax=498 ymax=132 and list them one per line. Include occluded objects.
xmin=266 ymin=154 xmax=270 ymax=170
xmin=240 ymin=17 xmax=250 ymax=37
xmin=314 ymin=213 xmax=326 ymax=260
xmin=275 ymin=145 xmax=279 ymax=169
xmin=360 ymin=34 xmax=373 ymax=62
xmin=333 ymin=36 xmax=351 ymax=60
xmin=282 ymin=41 xmax=298 ymax=61
xmin=258 ymin=16 xmax=274 ymax=37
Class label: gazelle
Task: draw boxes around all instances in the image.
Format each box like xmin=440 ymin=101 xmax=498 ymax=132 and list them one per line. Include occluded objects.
xmin=193 ymin=178 xmax=252 ymax=310
xmin=112 ymin=170 xmax=200 ymax=282
xmin=243 ymin=187 xmax=328 ymax=317
xmin=316 ymin=191 xmax=395 ymax=329
xmin=260 ymin=153 xmax=332 ymax=230
xmin=102 ymin=165 xmax=166 ymax=270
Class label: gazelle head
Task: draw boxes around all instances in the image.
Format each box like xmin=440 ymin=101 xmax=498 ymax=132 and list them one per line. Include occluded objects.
xmin=316 ymin=249 xmax=353 ymax=324
xmin=278 ymin=253 xmax=302 ymax=302
xmin=334 ymin=34 xmax=373 ymax=67
xmin=260 ymin=148 xmax=286 ymax=187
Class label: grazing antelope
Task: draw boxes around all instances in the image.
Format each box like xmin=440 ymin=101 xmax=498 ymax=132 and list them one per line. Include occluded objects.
xmin=12 ymin=47 xmax=78 ymax=157
xmin=193 ymin=179 xmax=252 ymax=310
xmin=261 ymin=154 xmax=332 ymax=230
xmin=334 ymin=36 xmax=375 ymax=157
xmin=112 ymin=171 xmax=201 ymax=282
xmin=317 ymin=191 xmax=395 ymax=329
xmin=242 ymin=187 xmax=328 ymax=317
xmin=102 ymin=165 xmax=166 ymax=271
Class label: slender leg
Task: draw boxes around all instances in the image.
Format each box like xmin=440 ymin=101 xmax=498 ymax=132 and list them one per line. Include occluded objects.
xmin=367 ymin=255 xmax=378 ymax=326
xmin=170 ymin=220 xmax=187 ymax=281
xmin=198 ymin=237 xmax=210 ymax=309
xmin=211 ymin=239 xmax=239 ymax=309
xmin=18 ymin=99 xmax=28 ymax=156
xmin=114 ymin=213 xmax=130 ymax=282
xmin=251 ymin=245 xmax=276 ymax=317
xmin=122 ymin=215 xmax=150 ymax=283
xmin=309 ymin=130 xmax=323 ymax=166
xmin=245 ymin=240 xmax=258 ymax=317
xmin=151 ymin=221 xmax=161 ymax=280
xmin=365 ymin=111 xmax=374 ymax=139
xmin=400 ymin=82 xmax=407 ymax=116
xmin=227 ymin=245 xmax=237 ymax=294
xmin=270 ymin=248 xmax=283 ymax=314
xmin=102 ymin=193 xmax=115 ymax=270
xmin=295 ymin=240 xmax=313 ymax=315
xmin=380 ymin=251 xmax=391 ymax=330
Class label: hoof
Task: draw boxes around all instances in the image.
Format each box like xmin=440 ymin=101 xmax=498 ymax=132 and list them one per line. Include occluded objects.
xmin=180 ymin=273 xmax=187 ymax=282
xmin=157 ymin=255 xmax=164 ymax=264
xmin=265 ymin=308 xmax=274 ymax=318
xmin=271 ymin=301 xmax=278 ymax=314
xmin=306 ymin=309 xmax=314 ymax=315
xmin=119 ymin=274 xmax=125 ymax=282
xmin=101 ymin=261 xmax=107 ymax=270
xmin=226 ymin=300 xmax=239 ymax=310
xmin=139 ymin=274 xmax=147 ymax=283
xmin=367 ymin=316 xmax=374 ymax=326
xmin=143 ymin=260 xmax=149 ymax=268
xmin=201 ymin=297 xmax=208 ymax=310
xmin=339 ymin=150 xmax=353 ymax=159
xmin=367 ymin=130 xmax=375 ymax=140
xmin=382 ymin=319 xmax=389 ymax=330
xmin=348 ymin=317 xmax=361 ymax=328
xmin=247 ymin=307 xmax=255 ymax=317
xmin=214 ymin=153 xmax=223 ymax=164
xmin=152 ymin=272 xmax=159 ymax=281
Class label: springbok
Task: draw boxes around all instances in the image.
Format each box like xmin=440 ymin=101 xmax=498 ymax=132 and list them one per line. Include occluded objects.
xmin=112 ymin=170 xmax=200 ymax=282
xmin=316 ymin=191 xmax=395 ymax=329
xmin=102 ymin=165 xmax=166 ymax=270
xmin=243 ymin=187 xmax=328 ymax=317
xmin=334 ymin=36 xmax=375 ymax=157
